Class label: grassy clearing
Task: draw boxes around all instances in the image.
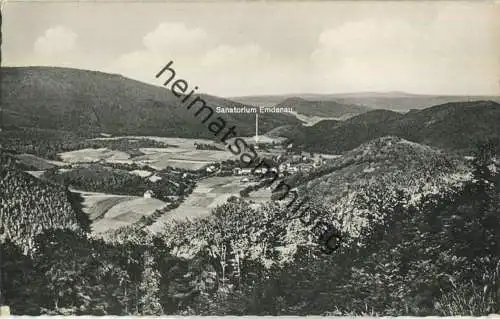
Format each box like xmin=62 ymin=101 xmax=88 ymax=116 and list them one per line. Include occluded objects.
xmin=81 ymin=195 xmax=167 ymax=234
xmin=15 ymin=153 xmax=66 ymax=170
xmin=104 ymin=197 xmax=167 ymax=220
xmin=147 ymin=175 xmax=272 ymax=233
xmin=58 ymin=148 xmax=130 ymax=163
xmin=86 ymin=195 xmax=135 ymax=220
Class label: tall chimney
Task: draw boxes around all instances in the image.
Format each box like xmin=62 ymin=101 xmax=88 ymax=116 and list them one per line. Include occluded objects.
xmin=255 ymin=112 xmax=259 ymax=145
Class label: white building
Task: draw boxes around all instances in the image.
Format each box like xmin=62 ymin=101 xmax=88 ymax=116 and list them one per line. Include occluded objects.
xmin=143 ymin=190 xmax=155 ymax=199
xmin=149 ymin=175 xmax=162 ymax=183
xmin=253 ymin=167 xmax=268 ymax=174
xmin=241 ymin=168 xmax=252 ymax=175
xmin=206 ymin=165 xmax=216 ymax=173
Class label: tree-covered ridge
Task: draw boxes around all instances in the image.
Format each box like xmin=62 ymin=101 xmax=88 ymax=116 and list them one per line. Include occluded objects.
xmin=157 ymin=200 xmax=327 ymax=264
xmin=287 ymin=136 xmax=470 ymax=237
xmin=0 ymin=127 xmax=169 ymax=160
xmin=42 ymin=164 xmax=192 ymax=201
xmin=0 ymin=152 xmax=87 ymax=253
xmin=274 ymin=97 xmax=371 ymax=118
xmin=151 ymin=141 xmax=499 ymax=315
xmin=1 ymin=67 xmax=302 ymax=140
xmin=339 ymin=142 xmax=500 ymax=315
xmin=1 ymin=141 xmax=499 ymax=316
xmin=287 ymin=100 xmax=500 ymax=154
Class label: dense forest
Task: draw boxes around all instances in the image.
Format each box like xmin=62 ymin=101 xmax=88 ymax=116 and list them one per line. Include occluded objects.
xmin=1 ymin=67 xmax=303 ymax=140
xmin=286 ymin=101 xmax=500 ymax=155
xmin=1 ymin=142 xmax=499 ymax=315
xmin=0 ymin=127 xmax=168 ymax=160
xmin=0 ymin=151 xmax=89 ymax=253
xmin=42 ymin=164 xmax=196 ymax=202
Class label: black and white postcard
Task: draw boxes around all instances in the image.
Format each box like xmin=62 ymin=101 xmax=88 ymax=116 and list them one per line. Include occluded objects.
xmin=1 ymin=0 xmax=499 ymax=316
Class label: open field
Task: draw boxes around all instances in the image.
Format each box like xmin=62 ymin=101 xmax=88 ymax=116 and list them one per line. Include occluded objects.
xmin=58 ymin=148 xmax=131 ymax=163
xmin=129 ymin=169 xmax=153 ymax=177
xmin=57 ymin=136 xmax=290 ymax=171
xmin=92 ymin=136 xmax=217 ymax=149
xmin=53 ymin=135 xmax=289 ymax=235
xmin=74 ymin=190 xmax=136 ymax=219
xmin=73 ymin=189 xmax=167 ymax=233
xmin=132 ymin=148 xmax=231 ymax=170
xmin=226 ymin=135 xmax=286 ymax=145
xmin=95 ymin=135 xmax=286 ymax=150
xmin=247 ymin=187 xmax=273 ymax=203
xmin=84 ymin=195 xmax=136 ymax=220
xmin=148 ymin=175 xmax=272 ymax=233
xmin=16 ymin=153 xmax=66 ymax=170
xmin=91 ymin=197 xmax=167 ymax=233
xmin=58 ymin=137 xmax=235 ymax=170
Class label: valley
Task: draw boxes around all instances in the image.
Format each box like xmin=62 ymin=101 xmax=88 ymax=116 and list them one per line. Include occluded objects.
xmin=1 ymin=66 xmax=500 ymax=316
xmin=3 ymin=133 xmax=291 ymax=236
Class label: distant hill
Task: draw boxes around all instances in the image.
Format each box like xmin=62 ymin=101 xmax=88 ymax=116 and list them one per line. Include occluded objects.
xmin=0 ymin=67 xmax=302 ymax=139
xmin=393 ymin=100 xmax=500 ymax=150
xmin=232 ymin=92 xmax=500 ymax=112
xmin=230 ymin=95 xmax=287 ymax=107
xmin=274 ymin=97 xmax=370 ymax=119
xmin=331 ymin=93 xmax=500 ymax=113
xmin=285 ymin=100 xmax=500 ymax=154
xmin=265 ymin=124 xmax=307 ymax=141
xmin=278 ymin=109 xmax=402 ymax=152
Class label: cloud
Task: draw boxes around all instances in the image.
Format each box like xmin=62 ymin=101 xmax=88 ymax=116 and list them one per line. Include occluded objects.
xmin=143 ymin=22 xmax=209 ymax=55
xmin=108 ymin=22 xmax=277 ymax=95
xmin=108 ymin=22 xmax=211 ymax=84
xmin=34 ymin=26 xmax=77 ymax=55
xmin=309 ymin=5 xmax=499 ymax=94
xmin=201 ymin=44 xmax=270 ymax=68
xmin=309 ymin=19 xmax=423 ymax=92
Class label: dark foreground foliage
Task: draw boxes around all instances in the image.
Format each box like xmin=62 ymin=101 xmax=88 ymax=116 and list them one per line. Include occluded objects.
xmin=1 ymin=143 xmax=499 ymax=315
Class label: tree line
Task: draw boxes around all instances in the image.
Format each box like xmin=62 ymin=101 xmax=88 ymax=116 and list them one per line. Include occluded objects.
xmin=1 ymin=143 xmax=499 ymax=315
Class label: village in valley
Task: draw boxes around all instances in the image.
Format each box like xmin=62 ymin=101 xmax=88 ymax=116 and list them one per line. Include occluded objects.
xmin=2 ymin=1 xmax=500 ymax=315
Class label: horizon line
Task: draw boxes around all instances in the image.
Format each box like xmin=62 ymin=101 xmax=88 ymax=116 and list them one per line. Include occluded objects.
xmin=3 ymin=64 xmax=499 ymax=98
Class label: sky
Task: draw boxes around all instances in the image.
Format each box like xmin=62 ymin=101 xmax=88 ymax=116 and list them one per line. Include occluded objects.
xmin=3 ymin=0 xmax=500 ymax=97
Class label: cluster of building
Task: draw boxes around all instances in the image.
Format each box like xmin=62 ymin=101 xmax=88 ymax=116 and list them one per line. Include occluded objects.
xmin=232 ymin=152 xmax=325 ymax=178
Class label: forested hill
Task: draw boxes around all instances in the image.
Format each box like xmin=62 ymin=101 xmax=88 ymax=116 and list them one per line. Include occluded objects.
xmin=274 ymin=97 xmax=371 ymax=118
xmin=0 ymin=67 xmax=301 ymax=138
xmin=149 ymin=138 xmax=500 ymax=316
xmin=0 ymin=150 xmax=88 ymax=253
xmin=1 ymin=139 xmax=499 ymax=315
xmin=285 ymin=100 xmax=500 ymax=154
xmin=290 ymin=136 xmax=469 ymax=236
xmin=155 ymin=136 xmax=467 ymax=261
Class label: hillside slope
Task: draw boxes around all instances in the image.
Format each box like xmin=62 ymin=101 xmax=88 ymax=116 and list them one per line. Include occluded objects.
xmin=299 ymin=109 xmax=402 ymax=152
xmin=332 ymin=92 xmax=500 ymax=112
xmin=233 ymin=92 xmax=500 ymax=112
xmin=295 ymin=136 xmax=470 ymax=236
xmin=0 ymin=150 xmax=87 ymax=253
xmin=155 ymin=137 xmax=470 ymax=264
xmin=274 ymin=97 xmax=370 ymax=119
xmin=288 ymin=100 xmax=500 ymax=154
xmin=0 ymin=67 xmax=301 ymax=138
